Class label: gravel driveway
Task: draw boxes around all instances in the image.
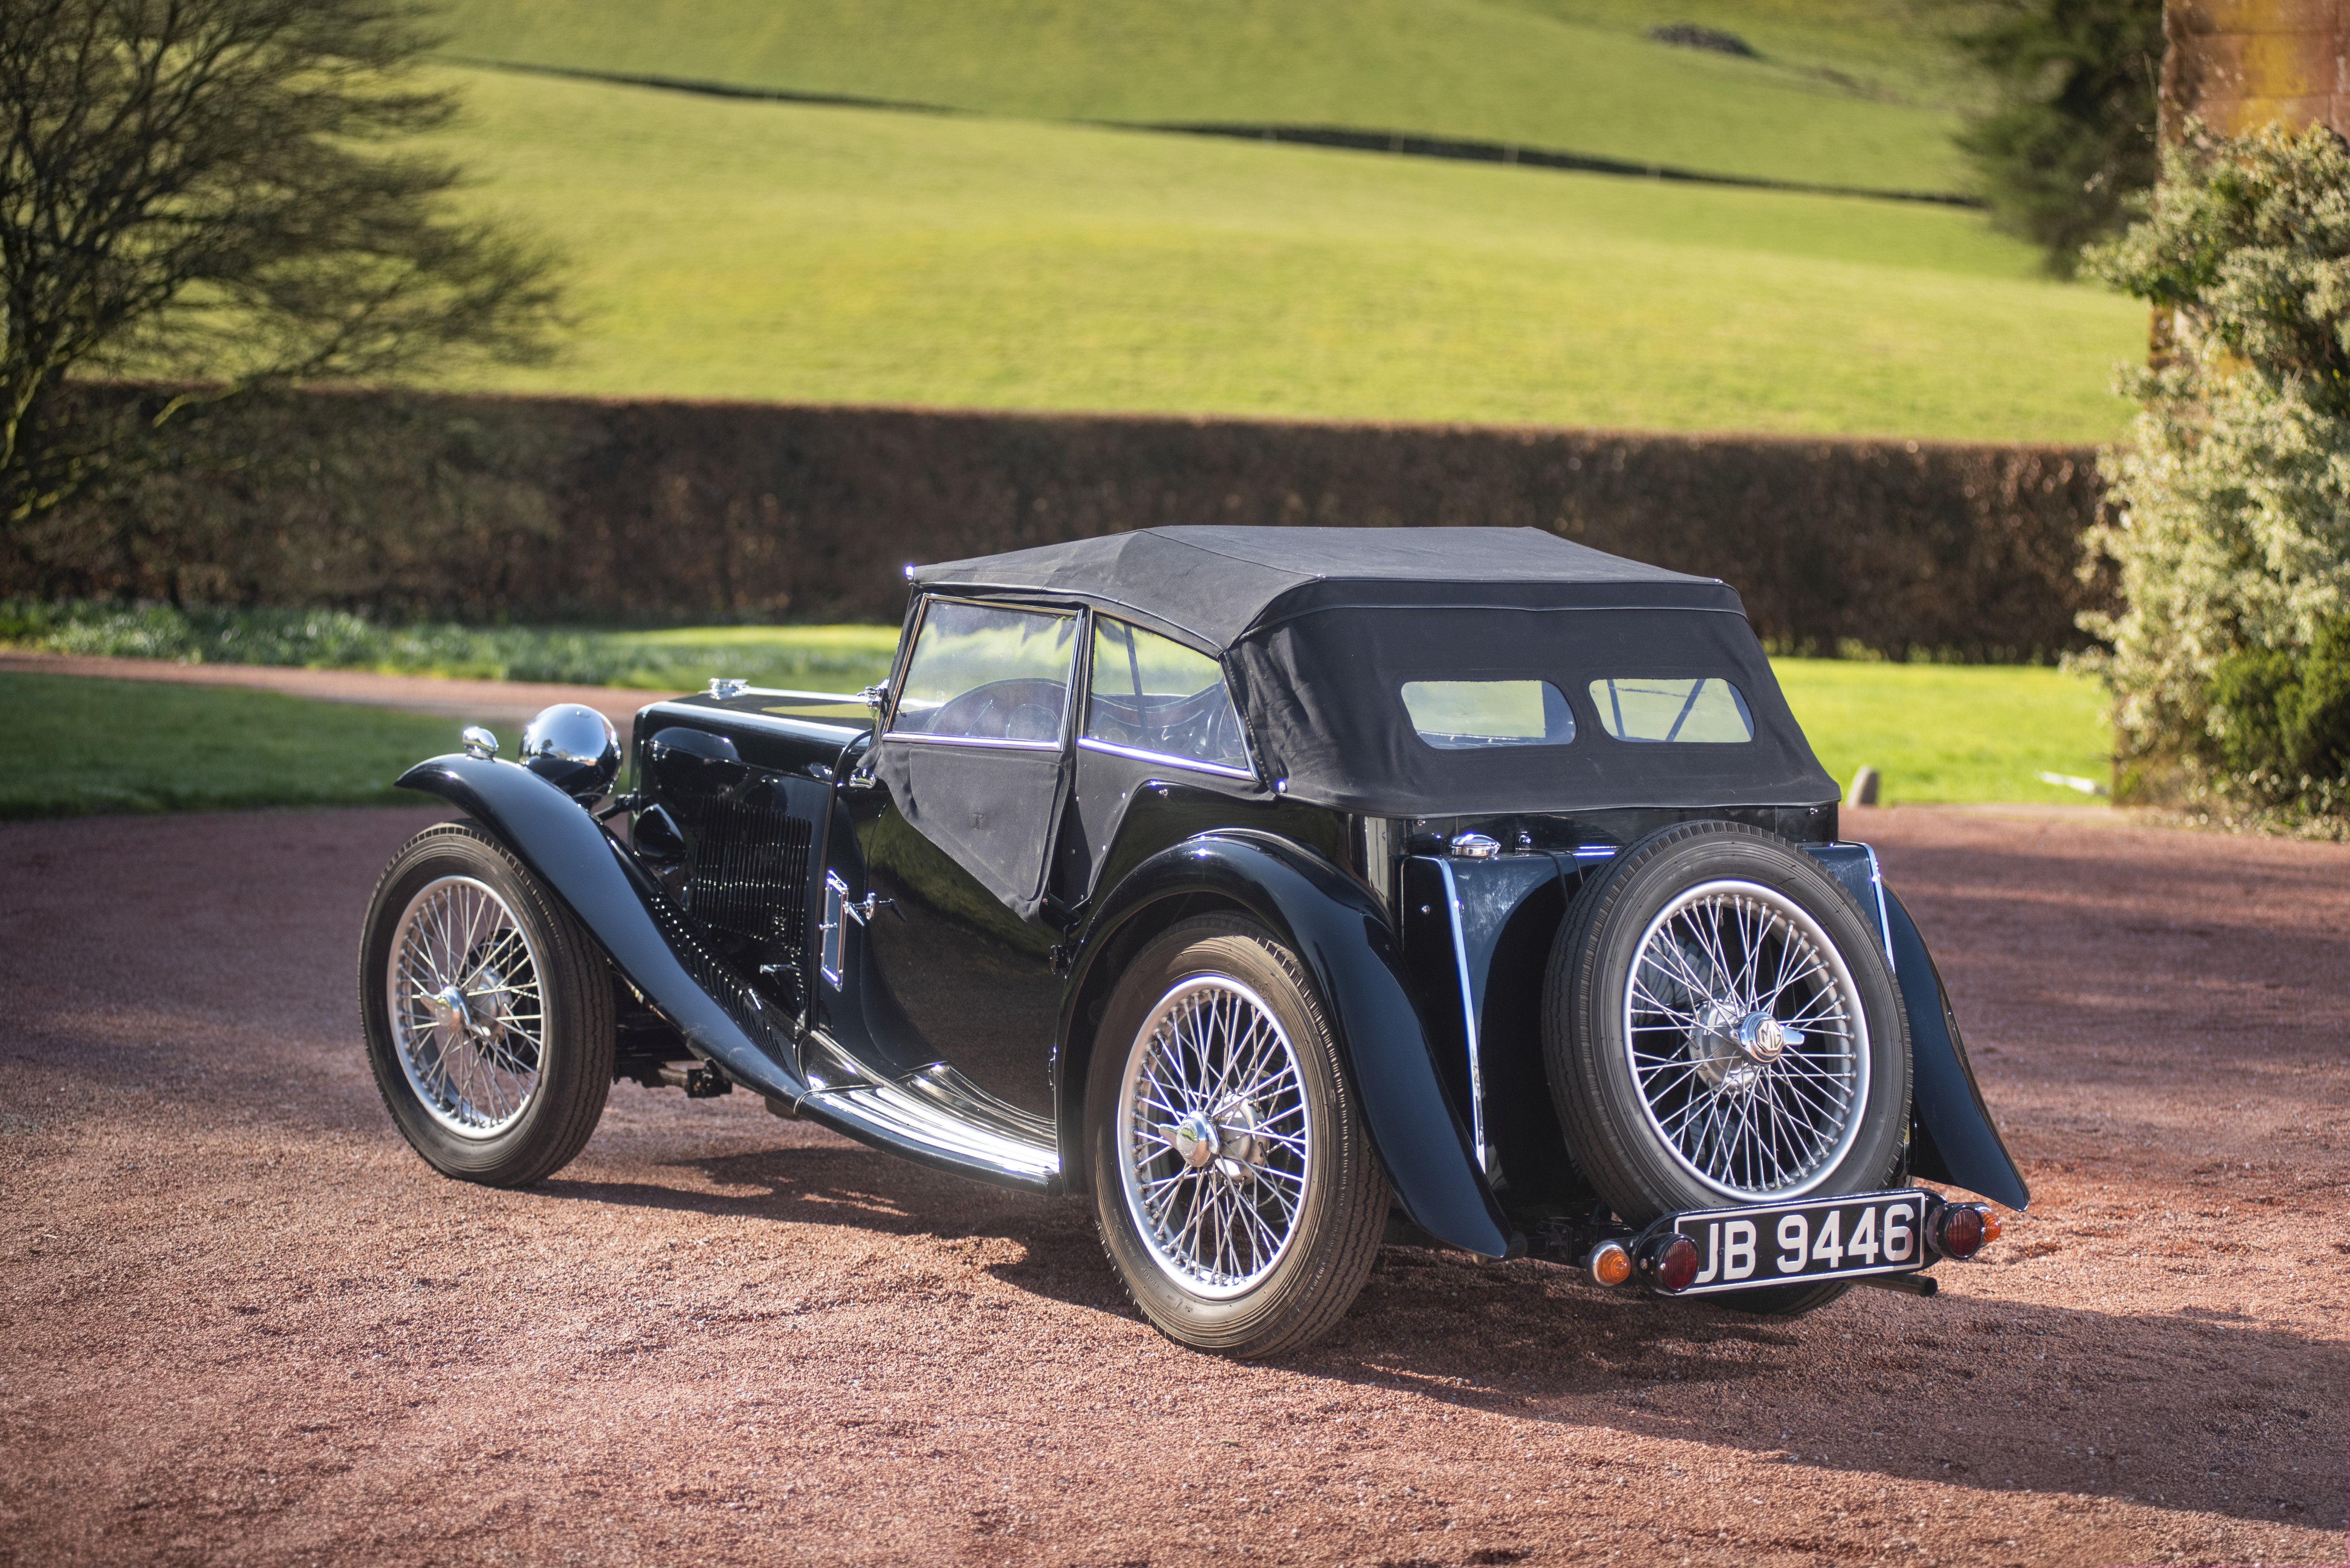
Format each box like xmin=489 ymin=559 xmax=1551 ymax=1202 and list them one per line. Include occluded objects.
xmin=1 ymin=804 xmax=2342 ymax=1567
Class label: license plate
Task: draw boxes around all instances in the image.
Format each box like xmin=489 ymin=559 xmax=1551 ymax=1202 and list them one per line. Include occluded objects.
xmin=1669 ymin=1188 xmax=1928 ymax=1295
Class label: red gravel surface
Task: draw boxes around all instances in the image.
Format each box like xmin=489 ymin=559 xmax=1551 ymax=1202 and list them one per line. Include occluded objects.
xmin=1 ymin=804 xmax=2343 ymax=1567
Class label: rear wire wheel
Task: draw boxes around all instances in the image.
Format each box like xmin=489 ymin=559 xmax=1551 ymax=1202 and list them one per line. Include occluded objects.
xmin=1089 ymin=915 xmax=1389 ymax=1358
xmin=359 ymin=821 xmax=614 ymax=1186
xmin=1544 ymin=822 xmax=1911 ymax=1318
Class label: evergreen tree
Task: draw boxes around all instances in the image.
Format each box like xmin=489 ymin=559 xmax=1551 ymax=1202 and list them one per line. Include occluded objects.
xmin=1954 ymin=0 xmax=2164 ymax=275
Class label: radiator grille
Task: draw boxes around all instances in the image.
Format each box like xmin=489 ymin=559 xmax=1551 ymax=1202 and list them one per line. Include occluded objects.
xmin=642 ymin=884 xmax=798 ymax=1061
xmin=686 ymin=794 xmax=815 ymax=951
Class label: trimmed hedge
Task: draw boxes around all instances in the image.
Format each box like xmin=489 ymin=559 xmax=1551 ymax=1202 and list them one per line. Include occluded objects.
xmin=7 ymin=386 xmax=2108 ymax=660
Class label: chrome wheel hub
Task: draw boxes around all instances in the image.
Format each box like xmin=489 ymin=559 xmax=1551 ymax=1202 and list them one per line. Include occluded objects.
xmin=426 ymin=984 xmax=473 ymax=1035
xmin=1168 ymin=1110 xmax=1222 ymax=1170
xmin=1118 ymin=977 xmax=1311 ymax=1299
xmin=1625 ymin=880 xmax=1868 ymax=1201
xmin=1734 ymin=1009 xmax=1801 ymax=1063
xmin=386 ymin=876 xmax=546 ymax=1140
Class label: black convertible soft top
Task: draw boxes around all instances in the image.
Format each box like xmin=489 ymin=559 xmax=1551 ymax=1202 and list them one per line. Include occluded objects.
xmin=909 ymin=527 xmax=1838 ymax=818
xmin=912 ymin=526 xmax=1735 ymax=651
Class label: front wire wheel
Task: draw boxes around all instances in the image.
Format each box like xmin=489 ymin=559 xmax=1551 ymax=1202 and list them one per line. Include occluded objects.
xmin=386 ymin=875 xmax=549 ymax=1138
xmin=360 ymin=822 xmax=614 ymax=1186
xmin=1091 ymin=916 xmax=1388 ymax=1358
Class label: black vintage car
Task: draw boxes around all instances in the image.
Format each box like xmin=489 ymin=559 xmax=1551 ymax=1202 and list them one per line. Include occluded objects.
xmin=361 ymin=526 xmax=2027 ymax=1357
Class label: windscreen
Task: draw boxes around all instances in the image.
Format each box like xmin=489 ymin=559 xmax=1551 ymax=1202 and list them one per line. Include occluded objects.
xmin=890 ymin=602 xmax=1077 ymax=743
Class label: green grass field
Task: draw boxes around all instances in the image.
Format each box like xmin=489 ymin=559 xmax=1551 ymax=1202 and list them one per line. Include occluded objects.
xmin=0 ymin=601 xmax=903 ymax=692
xmin=1 ymin=621 xmax=2112 ymax=813
xmin=435 ymin=67 xmax=2141 ymax=442
xmin=1775 ymin=657 xmax=2110 ymax=805
xmin=445 ymin=0 xmax=1975 ymax=194
xmin=0 ymin=675 xmax=470 ymax=819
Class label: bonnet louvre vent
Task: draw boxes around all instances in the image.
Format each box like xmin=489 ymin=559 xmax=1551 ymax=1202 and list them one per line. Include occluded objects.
xmin=687 ymin=795 xmax=814 ymax=951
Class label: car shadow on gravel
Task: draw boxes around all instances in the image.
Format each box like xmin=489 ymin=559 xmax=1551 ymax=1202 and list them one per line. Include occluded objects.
xmin=532 ymin=1141 xmax=2342 ymax=1531
xmin=537 ymin=1144 xmax=1133 ymax=1306
xmin=1297 ymin=1245 xmax=2346 ymax=1532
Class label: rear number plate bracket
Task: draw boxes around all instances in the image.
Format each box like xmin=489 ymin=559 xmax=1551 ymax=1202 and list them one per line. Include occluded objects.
xmin=1669 ymin=1188 xmax=1927 ymax=1294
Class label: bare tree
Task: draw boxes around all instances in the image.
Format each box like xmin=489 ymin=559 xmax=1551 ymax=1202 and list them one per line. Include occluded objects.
xmin=0 ymin=0 xmax=563 ymax=525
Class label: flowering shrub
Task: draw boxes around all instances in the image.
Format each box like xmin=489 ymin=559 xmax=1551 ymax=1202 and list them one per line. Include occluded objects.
xmin=2082 ymin=121 xmax=2350 ymax=824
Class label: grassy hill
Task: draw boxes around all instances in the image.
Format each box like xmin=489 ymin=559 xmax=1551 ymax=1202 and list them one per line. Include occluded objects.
xmin=442 ymin=0 xmax=1974 ymax=194
xmin=435 ymin=67 xmax=2141 ymax=442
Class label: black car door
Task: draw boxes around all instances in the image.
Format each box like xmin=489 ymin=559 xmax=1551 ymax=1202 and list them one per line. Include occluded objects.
xmin=828 ymin=597 xmax=1078 ymax=1118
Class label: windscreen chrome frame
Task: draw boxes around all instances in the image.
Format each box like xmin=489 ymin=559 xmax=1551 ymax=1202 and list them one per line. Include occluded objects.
xmin=880 ymin=594 xmax=1082 ymax=751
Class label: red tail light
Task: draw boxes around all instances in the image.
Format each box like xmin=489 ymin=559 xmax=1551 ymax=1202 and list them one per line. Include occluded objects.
xmin=1639 ymin=1232 xmax=1702 ymax=1293
xmin=1926 ymin=1201 xmax=1991 ymax=1261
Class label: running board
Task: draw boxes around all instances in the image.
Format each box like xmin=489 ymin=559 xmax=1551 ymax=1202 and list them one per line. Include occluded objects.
xmin=783 ymin=1052 xmax=1061 ymax=1194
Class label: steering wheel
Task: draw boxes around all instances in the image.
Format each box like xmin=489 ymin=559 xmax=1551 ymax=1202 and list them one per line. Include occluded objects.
xmin=924 ymin=678 xmax=1069 ymax=741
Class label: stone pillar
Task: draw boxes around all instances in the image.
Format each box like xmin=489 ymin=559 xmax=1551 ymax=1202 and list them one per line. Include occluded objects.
xmin=2150 ymin=4 xmax=2346 ymax=358
xmin=2160 ymin=0 xmax=2350 ymax=140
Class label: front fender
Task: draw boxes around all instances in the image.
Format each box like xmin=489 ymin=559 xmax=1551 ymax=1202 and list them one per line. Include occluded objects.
xmin=1885 ymin=887 xmax=2031 ymax=1212
xmin=395 ymin=754 xmax=808 ymax=1105
xmin=1058 ymin=832 xmax=1513 ymax=1260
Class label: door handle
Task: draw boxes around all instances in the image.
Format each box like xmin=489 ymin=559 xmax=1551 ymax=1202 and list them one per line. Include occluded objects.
xmin=843 ymin=893 xmax=901 ymax=925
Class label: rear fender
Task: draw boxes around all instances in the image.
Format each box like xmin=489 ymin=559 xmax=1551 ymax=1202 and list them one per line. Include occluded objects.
xmin=1055 ymin=831 xmax=1513 ymax=1259
xmin=1883 ymin=887 xmax=2032 ymax=1212
xmin=395 ymin=755 xmax=808 ymax=1105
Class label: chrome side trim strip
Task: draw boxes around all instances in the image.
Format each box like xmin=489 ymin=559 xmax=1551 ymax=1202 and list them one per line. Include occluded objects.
xmin=640 ymin=700 xmax=864 ymax=746
xmin=1803 ymin=842 xmax=1900 ymax=977
xmin=1075 ymin=735 xmax=1258 ymax=781
xmin=876 ymin=732 xmax=1062 ymax=752
xmin=1435 ymin=858 xmax=1490 ymax=1175
xmin=719 ymin=685 xmax=867 ymax=704
xmin=1863 ymin=844 xmax=1897 ymax=974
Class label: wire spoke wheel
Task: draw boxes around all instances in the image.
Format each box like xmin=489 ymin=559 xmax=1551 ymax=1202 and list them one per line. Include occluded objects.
xmin=387 ymin=875 xmax=547 ymax=1139
xmin=1545 ymin=823 xmax=1911 ymax=1320
xmin=1118 ymin=977 xmax=1311 ymax=1298
xmin=1624 ymin=879 xmax=1868 ymax=1201
xmin=1091 ymin=916 xmax=1387 ymax=1356
xmin=362 ymin=823 xmax=614 ymax=1187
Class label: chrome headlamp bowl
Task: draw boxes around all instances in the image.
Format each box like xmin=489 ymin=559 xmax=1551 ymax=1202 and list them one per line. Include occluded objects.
xmin=519 ymin=703 xmax=621 ymax=801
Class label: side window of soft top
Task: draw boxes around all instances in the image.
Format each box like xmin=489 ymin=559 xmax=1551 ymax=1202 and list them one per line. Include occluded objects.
xmin=1083 ymin=617 xmax=1253 ymax=776
xmin=888 ymin=600 xmax=1077 ymax=744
